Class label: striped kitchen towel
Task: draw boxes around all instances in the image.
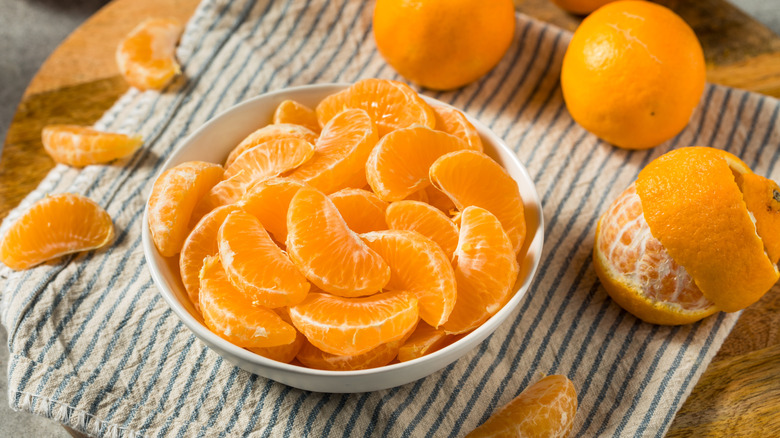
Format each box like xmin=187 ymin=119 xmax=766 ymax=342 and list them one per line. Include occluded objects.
xmin=2 ymin=0 xmax=779 ymax=436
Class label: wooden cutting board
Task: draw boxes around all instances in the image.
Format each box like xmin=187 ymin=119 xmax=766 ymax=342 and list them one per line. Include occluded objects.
xmin=1 ymin=0 xmax=778 ymax=436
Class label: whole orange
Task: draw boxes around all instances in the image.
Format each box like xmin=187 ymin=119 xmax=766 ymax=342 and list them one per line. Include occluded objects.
xmin=551 ymin=0 xmax=618 ymax=15
xmin=560 ymin=1 xmax=706 ymax=150
xmin=373 ymin=0 xmax=516 ymax=90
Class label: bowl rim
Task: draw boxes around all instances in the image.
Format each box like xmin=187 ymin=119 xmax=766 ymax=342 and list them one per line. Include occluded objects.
xmin=142 ymin=82 xmax=545 ymax=378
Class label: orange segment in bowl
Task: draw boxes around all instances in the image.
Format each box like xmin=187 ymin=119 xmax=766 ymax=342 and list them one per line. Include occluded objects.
xmin=361 ymin=230 xmax=456 ymax=327
xmin=636 ymin=147 xmax=779 ymax=312
xmin=240 ymin=177 xmax=308 ymax=244
xmin=397 ymin=321 xmax=449 ymax=362
xmin=296 ymin=337 xmax=403 ymax=371
xmin=366 ymin=126 xmax=467 ymax=201
xmin=385 ymin=200 xmax=459 ymax=260
xmin=225 ymin=123 xmax=318 ymax=168
xmin=116 ymin=18 xmax=182 ymax=90
xmin=248 ymin=308 xmax=306 ymax=363
xmin=432 ymin=104 xmax=483 ymax=152
xmin=286 ymin=187 xmax=391 ymax=297
xmin=443 ymin=206 xmax=519 ymax=334
xmin=218 ymin=210 xmax=310 ymax=308
xmin=147 ymin=161 xmax=223 ymax=257
xmin=42 ymin=125 xmax=142 ymax=167
xmin=1 ymin=193 xmax=114 ymax=270
xmin=430 ymin=150 xmax=526 ymax=254
xmin=329 ymin=188 xmax=389 ymax=234
xmin=289 ymin=290 xmax=419 ymax=356
xmin=425 ymin=185 xmax=457 ymax=214
xmin=287 ymin=108 xmax=378 ymax=194
xmin=273 ymin=100 xmax=321 ymax=133
xmin=199 ymin=256 xmax=297 ymax=348
xmin=188 ymin=171 xmax=247 ymax=227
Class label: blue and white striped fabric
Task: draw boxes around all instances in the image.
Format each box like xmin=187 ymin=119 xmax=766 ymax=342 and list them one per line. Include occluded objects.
xmin=2 ymin=0 xmax=778 ymax=436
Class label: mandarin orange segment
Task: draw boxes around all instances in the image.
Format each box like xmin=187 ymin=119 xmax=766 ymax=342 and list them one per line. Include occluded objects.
xmin=240 ymin=177 xmax=308 ymax=244
xmin=218 ymin=210 xmax=310 ymax=308
xmin=248 ymin=308 xmax=306 ymax=363
xmin=737 ymin=173 xmax=780 ymax=264
xmin=366 ymin=126 xmax=467 ymax=201
xmin=188 ymin=171 xmax=247 ymax=228
xmin=425 ymin=185 xmax=456 ymax=214
xmin=636 ymin=147 xmax=779 ymax=312
xmin=225 ymin=123 xmax=318 ymax=168
xmin=385 ymin=200 xmax=459 ymax=260
xmin=198 ymin=256 xmax=297 ymax=348
xmin=430 ymin=150 xmax=526 ymax=254
xmin=593 ymin=184 xmax=717 ymax=325
xmin=443 ymin=206 xmax=519 ymax=334
xmin=432 ymin=105 xmax=483 ymax=152
xmin=329 ymin=188 xmax=389 ymax=234
xmin=0 ymin=193 xmax=114 ymax=270
xmin=397 ymin=321 xmax=449 ymax=362
xmin=287 ymin=109 xmax=378 ymax=194
xmin=361 ymin=230 xmax=456 ymax=327
xmin=180 ymin=204 xmax=241 ymax=310
xmin=116 ymin=18 xmax=182 ymax=90
xmin=273 ymin=100 xmax=321 ymax=133
xmin=316 ymin=79 xmax=436 ymax=136
xmin=296 ymin=337 xmax=403 ymax=371
xmin=286 ymin=187 xmax=391 ymax=297
xmin=466 ymin=375 xmax=578 ymax=438
xmin=148 ymin=161 xmax=223 ymax=257
xmin=42 ymin=125 xmax=143 ymax=167
xmin=224 ymin=137 xmax=314 ymax=197
xmin=289 ymin=290 xmax=418 ymax=356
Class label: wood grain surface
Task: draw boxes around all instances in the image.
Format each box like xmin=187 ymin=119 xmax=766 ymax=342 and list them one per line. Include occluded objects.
xmin=1 ymin=0 xmax=778 ymax=436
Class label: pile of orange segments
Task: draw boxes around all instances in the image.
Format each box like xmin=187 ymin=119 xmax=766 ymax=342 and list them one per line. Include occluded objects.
xmin=146 ymin=78 xmax=527 ymax=370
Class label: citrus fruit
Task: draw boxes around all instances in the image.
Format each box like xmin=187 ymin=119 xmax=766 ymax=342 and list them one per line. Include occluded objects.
xmin=430 ymin=150 xmax=526 ymax=254
xmin=225 ymin=124 xmax=318 ymax=168
xmin=180 ymin=204 xmax=241 ymax=310
xmin=366 ymin=126 xmax=467 ymax=201
xmin=385 ymin=200 xmax=459 ymax=259
xmin=425 ymin=186 xmax=456 ymax=213
xmin=561 ymin=1 xmax=706 ymax=149
xmin=223 ymin=137 xmax=314 ymax=195
xmin=198 ymin=256 xmax=297 ymax=348
xmin=188 ymin=172 xmax=247 ymax=227
xmin=361 ymin=230 xmax=456 ymax=327
xmin=41 ymin=125 xmax=143 ymax=167
xmin=248 ymin=309 xmax=306 ymax=363
xmin=296 ymin=337 xmax=403 ymax=371
xmin=443 ymin=206 xmax=519 ymax=334
xmin=289 ymin=290 xmax=419 ymax=356
xmin=1 ymin=193 xmax=114 ymax=270
xmin=286 ymin=187 xmax=391 ymax=297
xmin=116 ymin=18 xmax=183 ymax=90
xmin=218 ymin=210 xmax=310 ymax=308
xmin=432 ymin=105 xmax=483 ymax=152
xmin=466 ymin=375 xmax=578 ymax=438
xmin=329 ymin=188 xmax=389 ymax=234
xmin=551 ymin=0 xmax=618 ymax=15
xmin=273 ymin=100 xmax=321 ymax=133
xmin=240 ymin=177 xmax=308 ymax=244
xmin=737 ymin=173 xmax=780 ymax=264
xmin=147 ymin=161 xmax=223 ymax=257
xmin=315 ymin=79 xmax=435 ymax=136
xmin=287 ymin=108 xmax=378 ymax=194
xmin=397 ymin=321 xmax=449 ymax=362
xmin=373 ymin=0 xmax=516 ymax=90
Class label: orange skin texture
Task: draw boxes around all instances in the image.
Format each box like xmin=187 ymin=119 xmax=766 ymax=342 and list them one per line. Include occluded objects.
xmin=551 ymin=0 xmax=619 ymax=15
xmin=42 ymin=125 xmax=142 ymax=167
xmin=373 ymin=0 xmax=516 ymax=90
xmin=737 ymin=173 xmax=780 ymax=264
xmin=561 ymin=1 xmax=706 ymax=149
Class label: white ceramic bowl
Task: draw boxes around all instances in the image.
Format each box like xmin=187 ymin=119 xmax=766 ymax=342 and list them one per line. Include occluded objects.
xmin=142 ymin=83 xmax=544 ymax=393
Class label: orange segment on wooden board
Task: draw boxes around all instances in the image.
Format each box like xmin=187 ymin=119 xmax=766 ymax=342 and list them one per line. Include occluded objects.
xmin=286 ymin=187 xmax=391 ymax=297
xmin=180 ymin=204 xmax=241 ymax=311
xmin=737 ymin=173 xmax=780 ymax=264
xmin=397 ymin=321 xmax=450 ymax=362
xmin=466 ymin=375 xmax=578 ymax=438
xmin=430 ymin=150 xmax=526 ymax=254
xmin=225 ymin=124 xmax=318 ymax=168
xmin=366 ymin=126 xmax=468 ymax=201
xmin=41 ymin=125 xmax=142 ymax=167
xmin=248 ymin=308 xmax=306 ymax=363
xmin=593 ymin=184 xmax=718 ymax=325
xmin=240 ymin=177 xmax=308 ymax=244
xmin=386 ymin=200 xmax=459 ymax=260
xmin=289 ymin=290 xmax=419 ymax=356
xmin=636 ymin=147 xmax=779 ymax=313
xmin=329 ymin=188 xmax=389 ymax=234
xmin=296 ymin=337 xmax=404 ymax=371
xmin=116 ymin=18 xmax=183 ymax=90
xmin=432 ymin=105 xmax=483 ymax=152
xmin=218 ymin=210 xmax=310 ymax=308
xmin=315 ymin=79 xmax=436 ymax=136
xmin=287 ymin=108 xmax=378 ymax=194
xmin=443 ymin=206 xmax=519 ymax=334
xmin=223 ymin=137 xmax=314 ymax=197
xmin=198 ymin=256 xmax=297 ymax=348
xmin=0 ymin=194 xmax=114 ymax=270
xmin=361 ymin=230 xmax=456 ymax=327
xmin=147 ymin=161 xmax=223 ymax=257
xmin=273 ymin=100 xmax=321 ymax=133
